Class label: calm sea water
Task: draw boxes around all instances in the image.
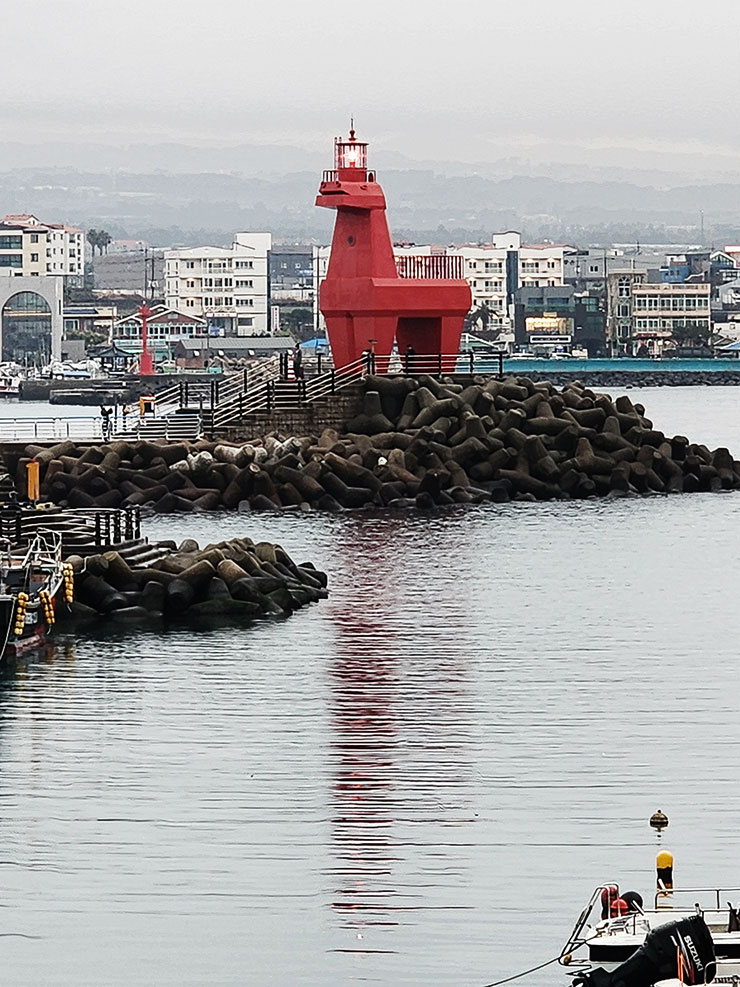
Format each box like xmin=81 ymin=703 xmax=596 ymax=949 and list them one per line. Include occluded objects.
xmin=0 ymin=387 xmax=740 ymax=986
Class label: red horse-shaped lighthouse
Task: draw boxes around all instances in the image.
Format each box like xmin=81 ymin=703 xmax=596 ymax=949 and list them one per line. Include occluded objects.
xmin=316 ymin=130 xmax=471 ymax=367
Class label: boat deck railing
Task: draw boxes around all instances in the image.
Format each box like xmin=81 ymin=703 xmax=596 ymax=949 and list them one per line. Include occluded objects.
xmin=19 ymin=529 xmax=63 ymax=568
xmin=653 ymin=886 xmax=740 ymax=910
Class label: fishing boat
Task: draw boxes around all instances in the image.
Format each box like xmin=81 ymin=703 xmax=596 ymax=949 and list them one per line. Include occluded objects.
xmin=561 ymin=880 xmax=739 ymax=985
xmin=0 ymin=530 xmax=72 ymax=660
xmin=0 ymin=369 xmax=22 ymax=397
xmin=561 ymin=815 xmax=737 ymax=985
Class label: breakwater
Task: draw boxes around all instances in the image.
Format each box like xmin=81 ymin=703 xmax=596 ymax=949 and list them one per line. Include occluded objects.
xmin=512 ymin=370 xmax=740 ymax=389
xmin=20 ymin=372 xmax=217 ymax=404
xmin=61 ymin=535 xmax=328 ymax=625
xmin=12 ymin=372 xmax=740 ymax=508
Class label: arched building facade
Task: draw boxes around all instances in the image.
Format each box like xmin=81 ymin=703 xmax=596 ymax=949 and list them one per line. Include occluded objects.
xmin=0 ymin=276 xmax=62 ymax=365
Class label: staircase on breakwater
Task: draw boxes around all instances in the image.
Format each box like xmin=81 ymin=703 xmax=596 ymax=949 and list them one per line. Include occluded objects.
xmin=0 ymin=503 xmax=171 ymax=566
xmin=112 ymin=355 xmax=368 ymax=440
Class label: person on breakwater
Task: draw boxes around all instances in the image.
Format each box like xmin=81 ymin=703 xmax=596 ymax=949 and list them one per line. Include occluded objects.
xmin=292 ymin=344 xmax=304 ymax=380
xmin=99 ymin=406 xmax=113 ymax=442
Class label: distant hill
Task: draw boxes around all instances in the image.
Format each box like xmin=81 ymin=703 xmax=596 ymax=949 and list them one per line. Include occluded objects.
xmin=1 ymin=147 xmax=738 ymax=247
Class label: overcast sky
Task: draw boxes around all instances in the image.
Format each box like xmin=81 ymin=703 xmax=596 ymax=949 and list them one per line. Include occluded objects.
xmin=3 ymin=0 xmax=740 ymax=173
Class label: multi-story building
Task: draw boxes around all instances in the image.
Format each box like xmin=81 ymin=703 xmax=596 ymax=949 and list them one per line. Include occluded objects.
xmin=165 ymin=233 xmax=272 ymax=335
xmin=606 ymin=270 xmax=647 ymax=354
xmin=269 ymin=245 xmax=313 ymax=301
xmin=513 ymin=285 xmax=606 ymax=355
xmin=564 ymin=249 xmax=660 ymax=293
xmin=93 ymin=249 xmax=165 ymax=295
xmin=631 ymin=283 xmax=711 ymax=354
xmin=0 ymin=214 xmax=85 ymax=286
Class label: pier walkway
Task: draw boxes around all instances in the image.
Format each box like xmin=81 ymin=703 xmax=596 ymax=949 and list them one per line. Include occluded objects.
xmin=5 ymin=353 xmax=740 ymax=445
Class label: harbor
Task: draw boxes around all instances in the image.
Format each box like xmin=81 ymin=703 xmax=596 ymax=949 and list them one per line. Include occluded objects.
xmin=2 ymin=403 xmax=740 ymax=985
xmin=5 ymin=2 xmax=740 ymax=983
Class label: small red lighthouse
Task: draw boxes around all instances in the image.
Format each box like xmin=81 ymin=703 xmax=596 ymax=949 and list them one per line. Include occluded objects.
xmin=316 ymin=130 xmax=471 ymax=368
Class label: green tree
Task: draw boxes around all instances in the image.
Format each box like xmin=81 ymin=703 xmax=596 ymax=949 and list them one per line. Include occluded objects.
xmin=98 ymin=230 xmax=112 ymax=254
xmin=87 ymin=228 xmax=100 ymax=256
xmin=279 ymin=307 xmax=314 ymax=341
xmin=672 ymin=321 xmax=709 ymax=347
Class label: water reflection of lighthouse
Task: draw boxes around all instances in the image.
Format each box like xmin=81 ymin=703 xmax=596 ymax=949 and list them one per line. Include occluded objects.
xmin=325 ymin=516 xmax=476 ymax=953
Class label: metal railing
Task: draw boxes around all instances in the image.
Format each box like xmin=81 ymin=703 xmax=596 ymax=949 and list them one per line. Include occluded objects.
xmin=0 ymin=417 xmax=105 ymax=442
xmin=206 ymin=351 xmax=511 ymax=429
xmin=365 ymin=351 xmax=506 ymax=376
xmin=396 ymin=255 xmax=465 ymax=279
xmin=0 ymin=505 xmax=141 ymax=552
xmin=209 ymin=356 xmax=282 ymax=429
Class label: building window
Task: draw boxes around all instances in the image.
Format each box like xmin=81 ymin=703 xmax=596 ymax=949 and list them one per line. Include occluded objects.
xmin=30 ymin=233 xmax=38 ymax=244
xmin=0 ymin=236 xmax=22 ymax=250
xmin=618 ymin=277 xmax=631 ymax=297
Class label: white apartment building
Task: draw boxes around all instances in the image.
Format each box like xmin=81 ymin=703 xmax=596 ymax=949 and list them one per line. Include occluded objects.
xmin=0 ymin=214 xmax=85 ymax=286
xmin=165 ymin=233 xmax=272 ymax=335
xmin=313 ymin=232 xmax=569 ymax=332
xmin=632 ymin=282 xmax=711 ymax=340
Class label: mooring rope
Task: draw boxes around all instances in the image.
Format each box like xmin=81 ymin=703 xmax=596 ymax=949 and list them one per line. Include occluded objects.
xmin=477 ymin=951 xmax=571 ymax=987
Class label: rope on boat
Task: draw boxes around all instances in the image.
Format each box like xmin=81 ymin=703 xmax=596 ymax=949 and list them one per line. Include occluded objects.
xmin=476 ymin=951 xmax=570 ymax=987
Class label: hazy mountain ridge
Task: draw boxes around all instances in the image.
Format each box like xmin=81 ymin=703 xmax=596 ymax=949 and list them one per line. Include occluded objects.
xmin=2 ymin=158 xmax=739 ymax=247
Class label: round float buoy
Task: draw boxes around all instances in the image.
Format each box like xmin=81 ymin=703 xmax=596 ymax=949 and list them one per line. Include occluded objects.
xmin=621 ymin=890 xmax=644 ymax=912
xmin=611 ymin=897 xmax=630 ymax=917
xmin=650 ymin=809 xmax=669 ymax=832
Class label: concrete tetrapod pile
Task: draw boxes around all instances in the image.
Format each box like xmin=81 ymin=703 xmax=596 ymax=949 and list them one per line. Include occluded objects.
xmin=61 ymin=536 xmax=328 ymax=624
xmin=14 ymin=372 xmax=740 ymax=510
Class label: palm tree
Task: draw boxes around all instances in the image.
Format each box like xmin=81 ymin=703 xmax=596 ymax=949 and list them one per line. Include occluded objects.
xmin=98 ymin=230 xmax=112 ymax=254
xmin=465 ymin=301 xmax=492 ymax=331
xmin=87 ymin=228 xmax=100 ymax=256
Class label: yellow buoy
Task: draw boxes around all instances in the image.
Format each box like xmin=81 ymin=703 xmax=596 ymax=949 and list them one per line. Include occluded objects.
xmin=657 ymin=849 xmax=674 ymax=893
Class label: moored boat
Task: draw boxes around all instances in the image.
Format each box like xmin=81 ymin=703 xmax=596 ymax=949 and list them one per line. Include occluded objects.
xmin=0 ymin=531 xmax=72 ymax=660
xmin=561 ymin=816 xmax=738 ymax=984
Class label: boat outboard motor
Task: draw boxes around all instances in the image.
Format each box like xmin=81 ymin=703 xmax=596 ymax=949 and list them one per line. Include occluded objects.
xmin=574 ymin=914 xmax=716 ymax=987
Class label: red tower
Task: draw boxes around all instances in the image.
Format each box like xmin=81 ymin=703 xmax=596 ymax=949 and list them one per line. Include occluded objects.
xmin=316 ymin=130 xmax=472 ymax=368
xmin=139 ymin=302 xmax=154 ymax=376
